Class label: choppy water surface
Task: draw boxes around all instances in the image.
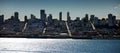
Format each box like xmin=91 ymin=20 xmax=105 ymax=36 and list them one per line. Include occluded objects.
xmin=0 ymin=38 xmax=120 ymax=53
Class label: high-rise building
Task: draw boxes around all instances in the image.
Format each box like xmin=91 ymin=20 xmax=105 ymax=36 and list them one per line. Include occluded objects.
xmin=82 ymin=14 xmax=89 ymax=23
xmin=93 ymin=17 xmax=99 ymax=25
xmin=47 ymin=14 xmax=53 ymax=25
xmin=67 ymin=12 xmax=71 ymax=22
xmin=24 ymin=16 xmax=28 ymax=22
xmin=0 ymin=15 xmax=4 ymax=25
xmin=14 ymin=12 xmax=19 ymax=20
xmin=40 ymin=9 xmax=46 ymax=22
xmin=13 ymin=12 xmax=20 ymax=22
xmin=112 ymin=15 xmax=116 ymax=25
xmin=85 ymin=14 xmax=88 ymax=22
xmin=90 ymin=15 xmax=95 ymax=22
xmin=59 ymin=12 xmax=62 ymax=21
xmin=108 ymin=14 xmax=116 ymax=26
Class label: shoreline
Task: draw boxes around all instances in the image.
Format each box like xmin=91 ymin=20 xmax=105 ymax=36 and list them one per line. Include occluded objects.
xmin=0 ymin=36 xmax=120 ymax=39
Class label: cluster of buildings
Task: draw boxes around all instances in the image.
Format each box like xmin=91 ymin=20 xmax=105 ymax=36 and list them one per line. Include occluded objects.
xmin=0 ymin=9 xmax=120 ymax=38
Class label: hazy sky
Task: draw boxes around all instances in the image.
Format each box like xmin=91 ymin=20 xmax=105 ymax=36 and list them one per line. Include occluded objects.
xmin=0 ymin=0 xmax=120 ymax=21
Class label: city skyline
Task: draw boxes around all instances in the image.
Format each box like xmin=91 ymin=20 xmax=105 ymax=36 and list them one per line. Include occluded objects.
xmin=0 ymin=10 xmax=118 ymax=21
xmin=0 ymin=0 xmax=120 ymax=21
xmin=0 ymin=9 xmax=120 ymax=39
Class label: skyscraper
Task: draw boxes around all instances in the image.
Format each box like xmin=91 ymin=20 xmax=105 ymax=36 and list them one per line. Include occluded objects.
xmin=0 ymin=15 xmax=4 ymax=25
xmin=112 ymin=16 xmax=116 ymax=25
xmin=13 ymin=12 xmax=20 ymax=22
xmin=93 ymin=17 xmax=99 ymax=25
xmin=82 ymin=14 xmax=89 ymax=23
xmin=47 ymin=14 xmax=53 ymax=25
xmin=40 ymin=9 xmax=46 ymax=22
xmin=24 ymin=16 xmax=28 ymax=22
xmin=90 ymin=15 xmax=95 ymax=22
xmin=85 ymin=14 xmax=88 ymax=22
xmin=59 ymin=12 xmax=62 ymax=21
xmin=67 ymin=12 xmax=71 ymax=22
xmin=14 ymin=12 xmax=19 ymax=20
xmin=108 ymin=14 xmax=115 ymax=26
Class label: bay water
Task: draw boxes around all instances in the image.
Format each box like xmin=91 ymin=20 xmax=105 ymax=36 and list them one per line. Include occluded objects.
xmin=0 ymin=38 xmax=120 ymax=53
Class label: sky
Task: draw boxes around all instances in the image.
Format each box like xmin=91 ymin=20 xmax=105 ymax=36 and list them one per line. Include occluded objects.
xmin=0 ymin=0 xmax=120 ymax=21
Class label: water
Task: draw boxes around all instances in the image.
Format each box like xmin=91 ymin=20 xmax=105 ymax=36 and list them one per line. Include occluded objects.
xmin=0 ymin=38 xmax=120 ymax=53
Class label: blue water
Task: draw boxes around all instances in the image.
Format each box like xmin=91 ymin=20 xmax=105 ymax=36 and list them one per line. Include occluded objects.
xmin=0 ymin=38 xmax=120 ymax=53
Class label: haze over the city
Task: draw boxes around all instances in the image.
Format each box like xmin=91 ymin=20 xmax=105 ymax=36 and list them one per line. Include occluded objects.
xmin=0 ymin=0 xmax=120 ymax=21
